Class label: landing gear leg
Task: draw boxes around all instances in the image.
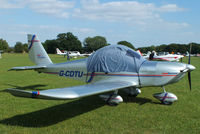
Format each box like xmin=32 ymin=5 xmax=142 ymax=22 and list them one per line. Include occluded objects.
xmin=162 ymin=86 xmax=166 ymax=93
xmin=124 ymin=87 xmax=141 ymax=97
xmin=161 ymin=86 xmax=172 ymax=105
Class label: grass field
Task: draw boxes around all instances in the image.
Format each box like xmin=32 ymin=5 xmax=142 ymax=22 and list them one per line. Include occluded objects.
xmin=0 ymin=53 xmax=200 ymax=134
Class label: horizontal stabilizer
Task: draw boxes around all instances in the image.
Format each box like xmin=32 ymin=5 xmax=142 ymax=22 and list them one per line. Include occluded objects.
xmin=8 ymin=65 xmax=46 ymax=71
xmin=6 ymin=80 xmax=136 ymax=100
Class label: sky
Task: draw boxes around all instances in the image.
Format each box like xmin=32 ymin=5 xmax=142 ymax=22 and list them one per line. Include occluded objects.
xmin=0 ymin=0 xmax=200 ymax=48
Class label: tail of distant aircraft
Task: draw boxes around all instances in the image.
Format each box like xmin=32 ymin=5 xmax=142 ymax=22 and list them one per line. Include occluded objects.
xmin=28 ymin=34 xmax=52 ymax=65
xmin=56 ymin=48 xmax=63 ymax=55
xmin=146 ymin=51 xmax=151 ymax=56
xmin=136 ymin=50 xmax=143 ymax=56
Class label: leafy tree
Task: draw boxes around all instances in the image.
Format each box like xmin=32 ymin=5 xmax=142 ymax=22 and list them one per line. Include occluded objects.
xmin=23 ymin=43 xmax=28 ymax=53
xmin=156 ymin=44 xmax=167 ymax=52
xmin=0 ymin=38 xmax=9 ymax=52
xmin=43 ymin=39 xmax=58 ymax=54
xmin=189 ymin=43 xmax=200 ymax=54
xmin=56 ymin=32 xmax=82 ymax=52
xmin=117 ymin=41 xmax=135 ymax=49
xmin=83 ymin=36 xmax=108 ymax=52
xmin=7 ymin=47 xmax=14 ymax=53
xmin=14 ymin=42 xmax=24 ymax=53
xmin=137 ymin=43 xmax=200 ymax=54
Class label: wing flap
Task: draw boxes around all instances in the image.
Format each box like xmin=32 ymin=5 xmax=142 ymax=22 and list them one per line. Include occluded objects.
xmin=6 ymin=81 xmax=136 ymax=100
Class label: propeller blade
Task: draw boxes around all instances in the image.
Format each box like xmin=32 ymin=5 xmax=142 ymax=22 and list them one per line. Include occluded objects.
xmin=188 ymin=44 xmax=192 ymax=64
xmin=188 ymin=44 xmax=192 ymax=91
xmin=181 ymin=57 xmax=183 ymax=63
xmin=188 ymin=72 xmax=191 ymax=91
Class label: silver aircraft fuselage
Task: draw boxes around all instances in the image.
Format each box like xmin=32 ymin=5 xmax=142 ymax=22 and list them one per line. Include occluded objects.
xmin=38 ymin=58 xmax=195 ymax=88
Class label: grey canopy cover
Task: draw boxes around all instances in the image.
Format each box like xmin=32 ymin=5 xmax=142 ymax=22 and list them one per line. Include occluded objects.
xmin=87 ymin=45 xmax=146 ymax=73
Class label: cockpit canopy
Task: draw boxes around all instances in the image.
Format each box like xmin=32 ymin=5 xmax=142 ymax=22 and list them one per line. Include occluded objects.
xmin=87 ymin=45 xmax=146 ymax=73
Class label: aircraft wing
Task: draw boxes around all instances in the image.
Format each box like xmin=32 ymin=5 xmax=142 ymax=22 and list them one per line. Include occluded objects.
xmin=8 ymin=65 xmax=46 ymax=71
xmin=6 ymin=80 xmax=136 ymax=100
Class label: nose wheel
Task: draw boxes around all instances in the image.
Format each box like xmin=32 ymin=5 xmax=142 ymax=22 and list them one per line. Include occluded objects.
xmin=153 ymin=86 xmax=178 ymax=105
xmin=162 ymin=101 xmax=173 ymax=105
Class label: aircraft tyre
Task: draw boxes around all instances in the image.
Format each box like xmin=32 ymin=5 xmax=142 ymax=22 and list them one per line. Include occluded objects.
xmin=162 ymin=101 xmax=173 ymax=105
xmin=107 ymin=101 xmax=118 ymax=106
xmin=128 ymin=94 xmax=138 ymax=97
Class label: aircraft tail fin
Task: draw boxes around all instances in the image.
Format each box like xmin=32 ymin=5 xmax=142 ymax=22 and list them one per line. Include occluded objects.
xmin=136 ymin=50 xmax=143 ymax=56
xmin=146 ymin=51 xmax=151 ymax=56
xmin=28 ymin=34 xmax=52 ymax=65
xmin=56 ymin=48 xmax=63 ymax=54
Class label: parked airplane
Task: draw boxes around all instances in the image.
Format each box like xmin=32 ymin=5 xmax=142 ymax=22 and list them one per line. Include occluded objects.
xmin=6 ymin=35 xmax=195 ymax=105
xmin=56 ymin=48 xmax=67 ymax=56
xmin=137 ymin=50 xmax=184 ymax=61
xmin=56 ymin=48 xmax=80 ymax=58
xmin=56 ymin=48 xmax=92 ymax=58
xmin=0 ymin=50 xmax=3 ymax=59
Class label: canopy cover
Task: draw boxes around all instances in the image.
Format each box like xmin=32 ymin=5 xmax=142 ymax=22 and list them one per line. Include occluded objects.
xmin=87 ymin=45 xmax=146 ymax=73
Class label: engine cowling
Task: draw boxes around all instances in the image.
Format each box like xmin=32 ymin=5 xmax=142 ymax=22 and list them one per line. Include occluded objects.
xmin=99 ymin=94 xmax=123 ymax=105
xmin=153 ymin=92 xmax=178 ymax=104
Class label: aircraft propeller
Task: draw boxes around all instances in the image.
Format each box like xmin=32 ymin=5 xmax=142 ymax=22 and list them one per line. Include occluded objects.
xmin=188 ymin=44 xmax=192 ymax=91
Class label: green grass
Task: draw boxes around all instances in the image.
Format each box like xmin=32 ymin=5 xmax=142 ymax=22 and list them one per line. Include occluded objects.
xmin=0 ymin=53 xmax=200 ymax=134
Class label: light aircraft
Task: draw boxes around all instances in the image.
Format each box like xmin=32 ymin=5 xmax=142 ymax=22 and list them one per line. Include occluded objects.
xmin=137 ymin=50 xmax=184 ymax=62
xmin=56 ymin=48 xmax=92 ymax=58
xmin=185 ymin=51 xmax=195 ymax=57
xmin=56 ymin=48 xmax=67 ymax=56
xmin=56 ymin=48 xmax=80 ymax=58
xmin=6 ymin=34 xmax=195 ymax=105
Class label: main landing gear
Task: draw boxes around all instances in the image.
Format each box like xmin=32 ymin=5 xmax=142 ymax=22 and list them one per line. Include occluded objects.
xmin=124 ymin=87 xmax=141 ymax=97
xmin=99 ymin=90 xmax=123 ymax=106
xmin=153 ymin=86 xmax=178 ymax=105
xmin=99 ymin=87 xmax=142 ymax=106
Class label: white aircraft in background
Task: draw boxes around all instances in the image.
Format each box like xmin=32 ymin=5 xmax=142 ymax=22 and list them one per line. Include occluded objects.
xmin=56 ymin=48 xmax=67 ymax=56
xmin=56 ymin=48 xmax=92 ymax=58
xmin=6 ymin=34 xmax=195 ymax=106
xmin=0 ymin=50 xmax=2 ymax=59
xmin=56 ymin=48 xmax=81 ymax=58
xmin=137 ymin=50 xmax=184 ymax=62
xmin=185 ymin=51 xmax=195 ymax=57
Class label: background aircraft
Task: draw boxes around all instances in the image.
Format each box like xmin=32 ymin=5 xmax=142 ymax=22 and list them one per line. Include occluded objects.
xmin=56 ymin=48 xmax=67 ymax=56
xmin=56 ymin=48 xmax=92 ymax=58
xmin=6 ymin=34 xmax=195 ymax=105
xmin=0 ymin=50 xmax=3 ymax=59
xmin=56 ymin=48 xmax=80 ymax=58
xmin=137 ymin=50 xmax=184 ymax=61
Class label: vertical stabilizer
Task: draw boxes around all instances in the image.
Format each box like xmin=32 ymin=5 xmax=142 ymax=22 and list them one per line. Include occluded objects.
xmin=56 ymin=48 xmax=63 ymax=54
xmin=28 ymin=34 xmax=52 ymax=65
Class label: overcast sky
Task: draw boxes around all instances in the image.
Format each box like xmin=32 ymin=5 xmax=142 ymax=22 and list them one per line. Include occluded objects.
xmin=0 ymin=0 xmax=200 ymax=48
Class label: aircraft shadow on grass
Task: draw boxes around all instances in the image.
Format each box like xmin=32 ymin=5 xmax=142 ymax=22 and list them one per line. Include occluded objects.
xmin=0 ymin=85 xmax=157 ymax=128
xmin=5 ymin=84 xmax=47 ymax=91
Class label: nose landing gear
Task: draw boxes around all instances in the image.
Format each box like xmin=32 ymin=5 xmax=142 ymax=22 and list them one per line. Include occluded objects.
xmin=153 ymin=86 xmax=178 ymax=105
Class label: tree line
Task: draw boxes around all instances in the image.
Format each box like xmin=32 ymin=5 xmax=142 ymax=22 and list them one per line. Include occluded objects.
xmin=0 ymin=32 xmax=200 ymax=54
xmin=138 ymin=43 xmax=200 ymax=54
